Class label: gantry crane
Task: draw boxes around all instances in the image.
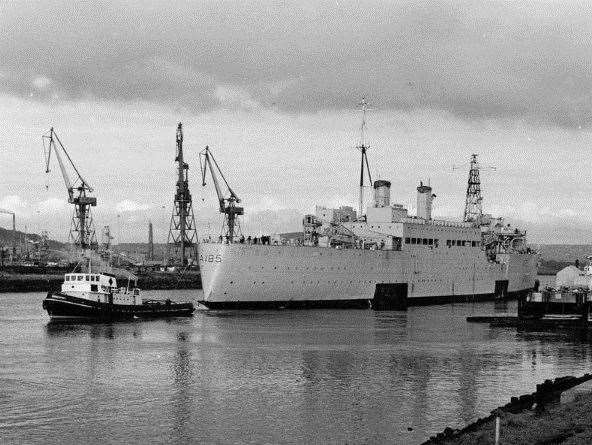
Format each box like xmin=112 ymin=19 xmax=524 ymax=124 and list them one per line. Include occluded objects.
xmin=167 ymin=123 xmax=198 ymax=265
xmin=43 ymin=128 xmax=98 ymax=249
xmin=199 ymin=146 xmax=243 ymax=242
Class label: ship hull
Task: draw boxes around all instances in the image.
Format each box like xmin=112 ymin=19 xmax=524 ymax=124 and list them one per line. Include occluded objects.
xmin=42 ymin=292 xmax=136 ymax=321
xmin=197 ymin=243 xmax=538 ymax=310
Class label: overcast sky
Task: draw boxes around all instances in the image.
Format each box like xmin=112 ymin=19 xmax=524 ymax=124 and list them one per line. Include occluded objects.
xmin=2 ymin=0 xmax=592 ymax=244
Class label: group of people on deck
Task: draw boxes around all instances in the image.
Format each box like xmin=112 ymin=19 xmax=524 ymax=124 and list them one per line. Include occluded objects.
xmin=217 ymin=234 xmax=273 ymax=245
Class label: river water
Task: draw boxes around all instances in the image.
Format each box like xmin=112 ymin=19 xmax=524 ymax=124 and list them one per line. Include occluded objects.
xmin=2 ymin=283 xmax=592 ymax=444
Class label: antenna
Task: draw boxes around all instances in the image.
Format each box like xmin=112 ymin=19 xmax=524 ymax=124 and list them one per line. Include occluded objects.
xmin=356 ymin=98 xmax=373 ymax=218
xmin=452 ymin=154 xmax=496 ymax=224
xmin=463 ymin=154 xmax=484 ymax=223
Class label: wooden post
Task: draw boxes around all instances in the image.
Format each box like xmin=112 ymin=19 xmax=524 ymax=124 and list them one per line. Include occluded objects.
xmin=495 ymin=415 xmax=500 ymax=445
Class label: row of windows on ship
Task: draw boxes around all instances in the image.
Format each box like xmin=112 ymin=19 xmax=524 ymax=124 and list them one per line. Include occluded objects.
xmin=404 ymin=237 xmax=480 ymax=247
xmin=65 ymin=274 xmax=104 ymax=282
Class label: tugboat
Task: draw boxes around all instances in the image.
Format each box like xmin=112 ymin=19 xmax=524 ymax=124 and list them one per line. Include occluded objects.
xmin=42 ymin=270 xmax=194 ymax=321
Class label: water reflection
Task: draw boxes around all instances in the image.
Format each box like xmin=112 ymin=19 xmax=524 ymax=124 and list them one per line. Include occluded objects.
xmin=493 ymin=299 xmax=509 ymax=312
xmin=5 ymin=292 xmax=592 ymax=444
xmin=171 ymin=331 xmax=193 ymax=441
xmin=45 ymin=320 xmax=142 ymax=340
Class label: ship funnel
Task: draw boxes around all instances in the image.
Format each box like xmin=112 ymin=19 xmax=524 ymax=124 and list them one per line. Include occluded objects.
xmin=373 ymin=180 xmax=391 ymax=208
xmin=417 ymin=181 xmax=435 ymax=220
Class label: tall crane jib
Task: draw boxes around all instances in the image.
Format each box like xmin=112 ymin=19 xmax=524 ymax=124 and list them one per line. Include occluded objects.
xmin=199 ymin=146 xmax=244 ymax=243
xmin=43 ymin=128 xmax=98 ymax=250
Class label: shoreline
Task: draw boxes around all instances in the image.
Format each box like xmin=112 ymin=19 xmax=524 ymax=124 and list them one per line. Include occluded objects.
xmin=0 ymin=271 xmax=202 ymax=293
xmin=423 ymin=373 xmax=592 ymax=444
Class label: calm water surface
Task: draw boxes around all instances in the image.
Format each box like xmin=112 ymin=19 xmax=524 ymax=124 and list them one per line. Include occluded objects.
xmin=2 ymin=284 xmax=592 ymax=444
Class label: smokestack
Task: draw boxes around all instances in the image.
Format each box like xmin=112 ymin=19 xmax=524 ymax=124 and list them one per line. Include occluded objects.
xmin=373 ymin=180 xmax=391 ymax=208
xmin=417 ymin=181 xmax=435 ymax=220
xmin=148 ymin=221 xmax=154 ymax=260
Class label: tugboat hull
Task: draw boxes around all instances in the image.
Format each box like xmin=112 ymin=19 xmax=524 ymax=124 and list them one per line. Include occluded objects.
xmin=42 ymin=292 xmax=194 ymax=321
xmin=43 ymin=292 xmax=136 ymax=321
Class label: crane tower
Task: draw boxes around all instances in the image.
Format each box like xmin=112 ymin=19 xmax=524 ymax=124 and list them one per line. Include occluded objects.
xmin=463 ymin=154 xmax=483 ymax=224
xmin=43 ymin=128 xmax=98 ymax=249
xmin=167 ymin=123 xmax=198 ymax=265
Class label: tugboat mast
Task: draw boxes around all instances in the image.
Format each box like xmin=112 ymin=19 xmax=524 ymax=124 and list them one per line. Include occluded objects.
xmin=356 ymin=98 xmax=373 ymax=219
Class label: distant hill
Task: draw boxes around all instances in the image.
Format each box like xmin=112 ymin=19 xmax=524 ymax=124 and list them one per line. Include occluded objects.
xmin=0 ymin=226 xmax=65 ymax=250
xmin=114 ymin=242 xmax=167 ymax=254
xmin=532 ymin=244 xmax=592 ymax=263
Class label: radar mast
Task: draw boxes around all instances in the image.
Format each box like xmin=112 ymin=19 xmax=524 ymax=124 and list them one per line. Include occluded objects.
xmin=356 ymin=98 xmax=373 ymax=218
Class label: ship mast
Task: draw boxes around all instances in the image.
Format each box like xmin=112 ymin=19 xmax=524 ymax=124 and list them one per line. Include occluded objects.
xmin=356 ymin=98 xmax=372 ymax=219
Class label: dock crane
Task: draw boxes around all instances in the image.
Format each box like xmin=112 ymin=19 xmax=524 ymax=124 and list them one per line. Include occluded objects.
xmin=43 ymin=128 xmax=98 ymax=249
xmin=199 ymin=146 xmax=244 ymax=242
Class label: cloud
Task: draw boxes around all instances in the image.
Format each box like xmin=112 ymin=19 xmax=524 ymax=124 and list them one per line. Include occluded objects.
xmin=0 ymin=195 xmax=29 ymax=216
xmin=37 ymin=197 xmax=69 ymax=214
xmin=115 ymin=200 xmax=152 ymax=213
xmin=2 ymin=1 xmax=592 ymax=126
xmin=214 ymin=85 xmax=260 ymax=111
xmin=32 ymin=76 xmax=52 ymax=91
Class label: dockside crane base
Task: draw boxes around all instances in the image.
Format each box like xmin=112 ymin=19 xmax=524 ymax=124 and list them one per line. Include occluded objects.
xmin=199 ymin=146 xmax=244 ymax=242
xmin=43 ymin=128 xmax=98 ymax=250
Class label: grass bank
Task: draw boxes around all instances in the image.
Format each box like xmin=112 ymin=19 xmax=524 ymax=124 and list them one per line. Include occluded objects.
xmin=424 ymin=375 xmax=592 ymax=445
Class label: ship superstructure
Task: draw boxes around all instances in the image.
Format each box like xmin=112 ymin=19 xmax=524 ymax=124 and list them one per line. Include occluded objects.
xmin=197 ymin=112 xmax=537 ymax=310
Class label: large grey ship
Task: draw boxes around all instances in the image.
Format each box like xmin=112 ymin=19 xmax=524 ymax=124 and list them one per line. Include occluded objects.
xmin=197 ymin=108 xmax=538 ymax=309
